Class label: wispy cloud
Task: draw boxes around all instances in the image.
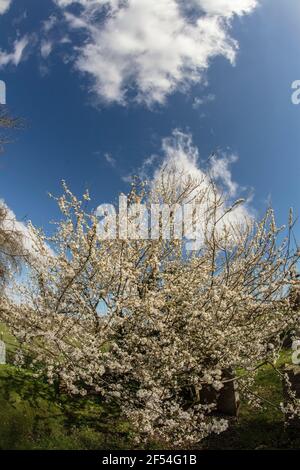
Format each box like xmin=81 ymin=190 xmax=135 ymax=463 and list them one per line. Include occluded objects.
xmin=104 ymin=152 xmax=116 ymax=167
xmin=113 ymin=130 xmax=254 ymax=248
xmin=0 ymin=200 xmax=52 ymax=257
xmin=43 ymin=14 xmax=58 ymax=33
xmin=152 ymin=130 xmax=254 ymax=245
xmin=40 ymin=40 xmax=53 ymax=59
xmin=193 ymin=93 xmax=215 ymax=109
xmin=147 ymin=129 xmax=253 ymax=218
xmin=0 ymin=36 xmax=29 ymax=69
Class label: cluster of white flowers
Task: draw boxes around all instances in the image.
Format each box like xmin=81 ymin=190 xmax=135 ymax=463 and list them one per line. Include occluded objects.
xmin=1 ymin=171 xmax=299 ymax=446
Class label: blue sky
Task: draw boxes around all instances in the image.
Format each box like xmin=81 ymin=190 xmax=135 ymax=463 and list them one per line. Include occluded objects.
xmin=0 ymin=0 xmax=299 ymax=242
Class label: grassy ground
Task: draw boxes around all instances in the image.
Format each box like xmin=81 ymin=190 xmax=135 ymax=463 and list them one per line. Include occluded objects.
xmin=0 ymin=364 xmax=134 ymax=450
xmin=0 ymin=324 xmax=299 ymax=449
xmin=0 ymin=324 xmax=133 ymax=450
xmin=202 ymin=351 xmax=300 ymax=450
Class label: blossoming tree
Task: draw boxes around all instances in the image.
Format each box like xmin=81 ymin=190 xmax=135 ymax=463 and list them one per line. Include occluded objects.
xmin=1 ymin=168 xmax=299 ymax=446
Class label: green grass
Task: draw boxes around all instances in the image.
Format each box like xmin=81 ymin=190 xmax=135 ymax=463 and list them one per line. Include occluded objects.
xmin=0 ymin=324 xmax=299 ymax=450
xmin=0 ymin=364 xmax=133 ymax=450
xmin=0 ymin=324 xmax=135 ymax=450
xmin=202 ymin=351 xmax=300 ymax=450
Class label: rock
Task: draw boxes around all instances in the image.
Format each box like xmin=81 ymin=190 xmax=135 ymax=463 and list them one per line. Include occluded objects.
xmin=200 ymin=369 xmax=240 ymax=417
xmin=217 ymin=369 xmax=240 ymax=417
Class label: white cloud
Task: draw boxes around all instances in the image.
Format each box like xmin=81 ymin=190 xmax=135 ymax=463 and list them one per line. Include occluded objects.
xmin=153 ymin=130 xmax=253 ymax=243
xmin=40 ymin=40 xmax=53 ymax=59
xmin=127 ymin=129 xmax=251 ymax=214
xmin=104 ymin=152 xmax=116 ymax=167
xmin=43 ymin=15 xmax=58 ymax=33
xmin=55 ymin=0 xmax=120 ymax=9
xmin=0 ymin=200 xmax=39 ymax=256
xmin=99 ymin=131 xmax=253 ymax=248
xmin=54 ymin=0 xmax=258 ymax=106
xmin=209 ymin=153 xmax=239 ymax=197
xmin=0 ymin=36 xmax=29 ymax=68
xmin=156 ymin=130 xmax=243 ymax=196
xmin=0 ymin=0 xmax=12 ymax=15
xmin=0 ymin=201 xmax=55 ymax=263
xmin=193 ymin=93 xmax=215 ymax=108
xmin=193 ymin=0 xmax=257 ymax=17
